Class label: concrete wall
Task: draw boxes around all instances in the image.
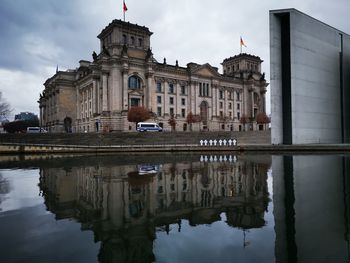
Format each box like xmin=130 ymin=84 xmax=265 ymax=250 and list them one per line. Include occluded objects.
xmin=270 ymin=9 xmax=350 ymax=144
xmin=342 ymin=33 xmax=350 ymax=142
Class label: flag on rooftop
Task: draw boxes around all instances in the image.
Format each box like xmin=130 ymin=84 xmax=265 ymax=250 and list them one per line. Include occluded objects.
xmin=123 ymin=0 xmax=127 ymax=21
xmin=240 ymin=37 xmax=247 ymax=47
xmin=123 ymin=1 xmax=128 ymax=12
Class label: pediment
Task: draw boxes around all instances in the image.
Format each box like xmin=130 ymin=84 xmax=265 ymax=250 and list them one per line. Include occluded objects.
xmin=191 ymin=63 xmax=221 ymax=78
xmin=128 ymin=88 xmax=144 ymax=95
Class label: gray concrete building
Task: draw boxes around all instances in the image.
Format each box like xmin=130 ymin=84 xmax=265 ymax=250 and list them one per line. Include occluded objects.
xmin=270 ymin=9 xmax=350 ymax=144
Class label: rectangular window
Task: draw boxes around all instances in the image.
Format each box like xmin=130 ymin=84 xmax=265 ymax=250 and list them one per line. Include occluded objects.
xmin=169 ymin=97 xmax=174 ymax=105
xmin=237 ymin=103 xmax=240 ymax=110
xmin=181 ymin=109 xmax=186 ymax=118
xmin=219 ymin=90 xmax=224 ymax=99
xmin=237 ymin=112 xmax=240 ymax=119
xmin=170 ymin=107 xmax=174 ymax=116
xmin=229 ymin=112 xmax=232 ymax=118
xmin=169 ymin=83 xmax=174 ymax=94
xmin=236 ymin=91 xmax=240 ymax=101
xmin=229 ymin=103 xmax=232 ymax=109
xmin=206 ymin=83 xmax=209 ymax=96
xmin=181 ymin=86 xmax=186 ymax=95
xmin=219 ymin=101 xmax=223 ymax=109
xmin=220 ymin=111 xmax=223 ymax=117
xmin=199 ymin=83 xmax=202 ymax=96
xmin=157 ymin=96 xmax=162 ymax=104
xmin=130 ymin=98 xmax=140 ymax=107
xmin=156 ymin=82 xmax=162 ymax=93
xmin=157 ymin=107 xmax=162 ymax=116
xmin=181 ymin=98 xmax=186 ymax=106
xmin=228 ymin=92 xmax=232 ymax=100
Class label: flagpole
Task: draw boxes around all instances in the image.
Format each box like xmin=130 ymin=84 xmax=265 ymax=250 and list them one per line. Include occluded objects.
xmin=123 ymin=0 xmax=127 ymax=22
xmin=240 ymin=36 xmax=242 ymax=54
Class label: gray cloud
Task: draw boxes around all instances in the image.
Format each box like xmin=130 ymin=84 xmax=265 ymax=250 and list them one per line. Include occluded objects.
xmin=0 ymin=0 xmax=349 ymax=118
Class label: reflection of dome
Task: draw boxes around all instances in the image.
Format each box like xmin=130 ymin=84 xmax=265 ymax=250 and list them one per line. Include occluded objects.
xmin=127 ymin=171 xmax=152 ymax=186
xmin=226 ymin=206 xmax=265 ymax=229
xmin=189 ymin=208 xmax=221 ymax=226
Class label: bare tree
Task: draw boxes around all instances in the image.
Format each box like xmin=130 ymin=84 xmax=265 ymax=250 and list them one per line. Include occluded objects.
xmin=0 ymin=92 xmax=11 ymax=119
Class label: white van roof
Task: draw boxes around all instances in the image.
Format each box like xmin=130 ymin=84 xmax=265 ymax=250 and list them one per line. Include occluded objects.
xmin=137 ymin=122 xmax=157 ymax=125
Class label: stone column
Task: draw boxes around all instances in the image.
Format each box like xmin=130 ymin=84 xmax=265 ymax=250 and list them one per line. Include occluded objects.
xmin=164 ymin=80 xmax=169 ymax=116
xmin=102 ymin=73 xmax=108 ymax=112
xmin=76 ymin=89 xmax=80 ymax=131
xmin=224 ymin=89 xmax=228 ymax=117
xmin=91 ymin=79 xmax=96 ymax=116
xmin=176 ymin=82 xmax=180 ymax=117
xmin=145 ymin=72 xmax=153 ymax=110
xmin=195 ymin=82 xmax=200 ymax=115
xmin=251 ymin=90 xmax=254 ymax=118
xmin=92 ymin=79 xmax=97 ymax=115
xmin=243 ymin=83 xmax=248 ymax=118
xmin=122 ymin=69 xmax=128 ymax=111
xmin=212 ymin=86 xmax=217 ymax=118
xmin=190 ymin=82 xmax=196 ymax=114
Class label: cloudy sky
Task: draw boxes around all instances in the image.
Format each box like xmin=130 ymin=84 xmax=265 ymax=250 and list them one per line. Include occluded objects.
xmin=0 ymin=0 xmax=349 ymax=119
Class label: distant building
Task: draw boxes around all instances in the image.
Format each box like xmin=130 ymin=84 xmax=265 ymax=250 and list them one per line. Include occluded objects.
xmin=39 ymin=20 xmax=268 ymax=133
xmin=14 ymin=112 xmax=38 ymax=122
xmin=270 ymin=9 xmax=350 ymax=144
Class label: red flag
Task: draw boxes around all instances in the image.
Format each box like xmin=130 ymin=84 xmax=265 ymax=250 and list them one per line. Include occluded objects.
xmin=123 ymin=1 xmax=128 ymax=12
xmin=240 ymin=37 xmax=247 ymax=47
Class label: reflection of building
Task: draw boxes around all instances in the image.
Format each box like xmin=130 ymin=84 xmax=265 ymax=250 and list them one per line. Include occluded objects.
xmin=39 ymin=157 xmax=269 ymax=262
xmin=272 ymin=155 xmax=350 ymax=263
xmin=39 ymin=19 xmax=268 ymax=133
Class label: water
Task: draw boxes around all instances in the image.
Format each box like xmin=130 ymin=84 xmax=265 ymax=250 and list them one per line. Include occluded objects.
xmin=0 ymin=153 xmax=349 ymax=263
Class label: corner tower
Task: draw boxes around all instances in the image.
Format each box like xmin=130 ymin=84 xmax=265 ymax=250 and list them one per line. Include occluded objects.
xmin=97 ymin=19 xmax=153 ymax=58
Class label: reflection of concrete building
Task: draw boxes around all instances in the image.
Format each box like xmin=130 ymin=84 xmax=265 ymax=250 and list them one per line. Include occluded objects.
xmin=270 ymin=9 xmax=350 ymax=144
xmin=272 ymin=155 xmax=350 ymax=263
xmin=39 ymin=157 xmax=270 ymax=262
xmin=39 ymin=19 xmax=268 ymax=133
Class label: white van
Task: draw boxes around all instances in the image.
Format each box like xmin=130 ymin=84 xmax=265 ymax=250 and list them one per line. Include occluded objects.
xmin=27 ymin=127 xmax=47 ymax=133
xmin=136 ymin=122 xmax=162 ymax=132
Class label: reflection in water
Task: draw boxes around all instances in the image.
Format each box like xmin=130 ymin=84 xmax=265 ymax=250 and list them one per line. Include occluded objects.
xmin=0 ymin=173 xmax=11 ymax=210
xmin=272 ymin=155 xmax=350 ymax=263
xmin=38 ymin=155 xmax=270 ymax=263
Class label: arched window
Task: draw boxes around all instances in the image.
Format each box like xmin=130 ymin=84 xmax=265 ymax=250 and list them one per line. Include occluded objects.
xmin=128 ymin=75 xmax=141 ymax=89
xmin=122 ymin=34 xmax=127 ymax=44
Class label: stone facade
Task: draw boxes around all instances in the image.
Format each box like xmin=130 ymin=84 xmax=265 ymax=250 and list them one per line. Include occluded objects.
xmin=39 ymin=20 xmax=268 ymax=133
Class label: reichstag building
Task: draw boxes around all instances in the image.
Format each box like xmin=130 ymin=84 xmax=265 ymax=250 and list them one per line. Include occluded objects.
xmin=39 ymin=20 xmax=268 ymax=132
